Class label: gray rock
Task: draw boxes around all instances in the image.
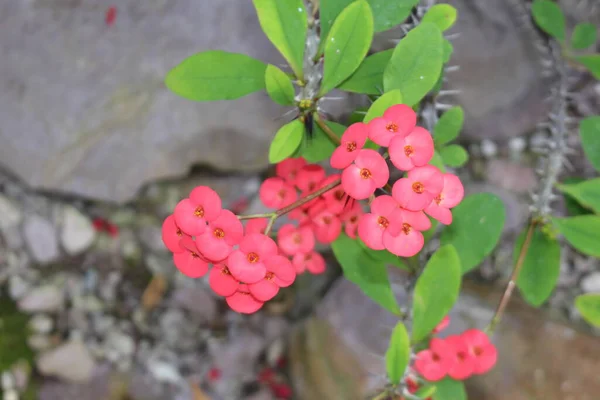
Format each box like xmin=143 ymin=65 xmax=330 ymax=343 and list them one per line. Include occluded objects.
xmin=2 ymin=389 xmax=18 ymax=400
xmin=580 ymin=272 xmax=600 ymax=293
xmin=29 ymin=314 xmax=54 ymax=334
xmin=60 ymin=205 xmax=96 ymax=255
xmin=22 ymin=215 xmax=60 ymax=264
xmin=0 ymin=195 xmax=21 ymax=229
xmin=1 ymin=372 xmax=14 ymax=391
xmin=0 ymin=0 xmax=293 ymax=202
xmin=485 ymin=159 xmax=537 ymax=194
xmin=8 ymin=275 xmax=31 ymax=300
xmin=37 ymin=339 xmax=96 ymax=383
xmin=105 ymin=331 xmax=136 ymax=357
xmin=28 ymin=334 xmax=52 ymax=351
xmin=19 ymin=285 xmax=64 ymax=312
xmin=171 ymin=285 xmax=217 ymax=320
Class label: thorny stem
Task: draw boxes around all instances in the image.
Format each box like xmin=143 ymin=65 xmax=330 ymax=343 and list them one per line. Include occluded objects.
xmin=315 ymin=114 xmax=342 ymax=145
xmin=486 ymin=220 xmax=537 ymax=333
xmin=237 ymin=213 xmax=273 ymax=220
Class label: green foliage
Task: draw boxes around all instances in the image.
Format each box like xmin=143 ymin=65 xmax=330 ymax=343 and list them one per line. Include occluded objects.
xmin=412 ymin=245 xmax=462 ymax=342
xmin=439 ymin=144 xmax=469 ymax=167
xmin=575 ymin=54 xmax=600 ymax=79
xmin=338 ymin=49 xmax=393 ymax=94
xmin=432 ymin=378 xmax=467 ymax=400
xmin=265 ymin=65 xmax=295 ymax=106
xmin=269 ymin=120 xmax=304 ymax=163
xmin=441 ymin=193 xmax=506 ymax=273
xmin=363 ymin=89 xmax=403 ymax=123
xmin=421 ymin=4 xmax=458 ymax=32
xmin=252 ymin=0 xmax=307 ymax=77
xmin=415 ymin=385 xmax=438 ymax=398
xmin=165 ymin=51 xmax=267 ymax=101
xmin=562 ymin=178 xmax=594 ymax=217
xmin=423 ymin=217 xmax=439 ymax=243
xmin=556 ymin=178 xmax=600 ymax=214
xmin=434 ymin=106 xmax=464 ymax=146
xmin=300 ymin=119 xmax=345 ymax=163
xmin=384 ymin=22 xmax=444 ymax=106
xmin=320 ymin=0 xmax=374 ymax=95
xmin=358 ymin=238 xmax=409 ymax=270
xmin=553 ymin=216 xmax=600 ymax=257
xmin=580 ymin=116 xmax=600 ymax=172
xmin=531 ymin=0 xmax=566 ymax=41
xmin=429 ymin=151 xmax=447 ymax=172
xmin=332 ymin=233 xmax=400 ymax=314
xmin=319 ymin=0 xmax=353 ymax=46
xmin=367 ymin=0 xmax=420 ymax=32
xmin=385 ymin=322 xmax=410 ymax=384
xmin=0 ymin=296 xmax=34 ymax=370
xmin=571 ymin=23 xmax=597 ymax=50
xmin=515 ymin=226 xmax=561 ymax=307
xmin=575 ymin=294 xmax=600 ymax=327
xmin=442 ymin=39 xmax=454 ymax=63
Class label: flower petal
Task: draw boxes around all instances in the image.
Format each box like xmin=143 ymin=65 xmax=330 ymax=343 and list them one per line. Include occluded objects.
xmin=358 ymin=214 xmax=385 ymax=250
xmin=173 ymin=252 xmax=209 ymax=278
xmin=383 ymin=104 xmax=417 ymax=137
xmin=227 ymin=250 xmax=267 ymax=284
xmin=209 ymin=265 xmax=239 ymax=297
xmin=226 ymin=286 xmax=264 ymax=314
xmin=173 ymin=199 xmax=207 ymax=236
xmin=383 ymin=229 xmax=424 ymax=257
xmin=189 ymin=186 xmax=222 ymax=221
xmin=248 ymin=279 xmax=280 ymax=302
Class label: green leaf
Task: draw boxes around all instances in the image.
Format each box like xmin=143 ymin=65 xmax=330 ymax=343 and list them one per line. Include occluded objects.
xmin=350 ymin=107 xmax=369 ymax=124
xmin=562 ymin=178 xmax=594 ymax=217
xmin=332 ymin=233 xmax=400 ymax=314
xmin=422 ymin=217 xmax=439 ymax=243
xmin=265 ymin=65 xmax=296 ymax=106
xmin=269 ymin=120 xmax=304 ymax=163
xmin=576 ymin=54 xmax=600 ymax=79
xmin=320 ymin=0 xmax=374 ymax=95
xmin=0 ymin=296 xmax=34 ymax=370
xmin=338 ymin=49 xmax=393 ymax=94
xmin=358 ymin=239 xmax=410 ymax=270
xmin=571 ymin=23 xmax=597 ymax=50
xmin=363 ymin=89 xmax=403 ymax=123
xmin=252 ymin=0 xmax=307 ymax=77
xmin=165 ymin=51 xmax=267 ymax=101
xmin=434 ymin=106 xmax=464 ymax=145
xmin=441 ymin=193 xmax=506 ymax=273
xmin=429 ymin=151 xmax=447 ymax=172
xmin=515 ymin=226 xmax=561 ymax=307
xmin=421 ymin=4 xmax=457 ymax=32
xmin=367 ymin=0 xmax=419 ymax=32
xmin=384 ymin=22 xmax=444 ymax=106
xmin=531 ymin=0 xmax=566 ymax=41
xmin=553 ymin=216 xmax=600 ymax=257
xmin=580 ymin=116 xmax=600 ymax=172
xmin=442 ymin=39 xmax=454 ymax=63
xmin=412 ymin=245 xmax=462 ymax=342
xmin=415 ymin=385 xmax=437 ymax=399
xmin=432 ymin=378 xmax=467 ymax=400
xmin=300 ymin=120 xmax=345 ymax=163
xmin=385 ymin=322 xmax=410 ymax=384
xmin=439 ymin=144 xmax=469 ymax=167
xmin=319 ymin=0 xmax=354 ymax=46
xmin=575 ymin=294 xmax=600 ymax=327
xmin=556 ymin=178 xmax=600 ymax=214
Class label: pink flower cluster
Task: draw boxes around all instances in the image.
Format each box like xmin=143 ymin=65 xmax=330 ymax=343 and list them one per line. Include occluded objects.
xmin=331 ymin=104 xmax=464 ymax=257
xmin=161 ymin=186 xmax=296 ymax=314
xmin=414 ymin=317 xmax=498 ymax=382
xmin=258 ymin=157 xmax=363 ymax=273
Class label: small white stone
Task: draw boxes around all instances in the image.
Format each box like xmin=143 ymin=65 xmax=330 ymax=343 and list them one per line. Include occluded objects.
xmin=18 ymin=285 xmax=64 ymax=312
xmin=2 ymin=389 xmax=19 ymax=400
xmin=60 ymin=205 xmax=96 ymax=255
xmin=581 ymin=272 xmax=600 ymax=293
xmin=37 ymin=339 xmax=96 ymax=382
xmin=0 ymin=195 xmax=22 ymax=229
xmin=508 ymin=136 xmax=527 ymax=154
xmin=8 ymin=275 xmax=31 ymax=300
xmin=27 ymin=334 xmax=52 ymax=351
xmin=29 ymin=314 xmax=54 ymax=334
xmin=22 ymin=215 xmax=60 ymax=264
xmin=147 ymin=360 xmax=182 ymax=383
xmin=480 ymin=139 xmax=498 ymax=158
xmin=106 ymin=331 xmax=135 ymax=356
xmin=1 ymin=372 xmax=14 ymax=390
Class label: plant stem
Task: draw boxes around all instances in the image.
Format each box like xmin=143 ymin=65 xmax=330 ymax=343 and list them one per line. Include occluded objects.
xmin=237 ymin=213 xmax=273 ymax=220
xmin=315 ymin=114 xmax=342 ymax=145
xmin=486 ymin=220 xmax=536 ymax=333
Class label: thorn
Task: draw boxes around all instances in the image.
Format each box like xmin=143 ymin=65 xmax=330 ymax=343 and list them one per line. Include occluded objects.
xmin=445 ymin=65 xmax=460 ymax=72
xmin=435 ymin=102 xmax=454 ymax=110
xmin=445 ymin=32 xmax=461 ymax=40
xmin=437 ymin=89 xmax=461 ymax=96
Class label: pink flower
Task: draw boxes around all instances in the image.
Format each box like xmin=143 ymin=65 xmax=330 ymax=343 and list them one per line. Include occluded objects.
xmin=245 ymin=218 xmax=268 ymax=235
xmin=368 ymin=104 xmax=417 ymax=147
xmin=312 ymin=210 xmax=342 ymax=244
xmin=173 ymin=186 xmax=222 ymax=235
xmin=322 ymin=184 xmax=351 ymax=215
xmin=382 ymin=209 xmax=430 ymax=257
xmin=288 ymin=207 xmax=311 ymax=225
xmin=296 ymin=164 xmax=326 ymax=192
xmin=392 ymin=165 xmax=443 ymax=211
xmin=259 ymin=177 xmax=297 ymax=209
xmin=225 ymin=284 xmax=264 ymax=314
xmin=248 ymin=255 xmax=296 ymax=301
xmin=276 ymin=157 xmax=307 ymax=185
xmin=172 ymin=237 xmax=210 ymax=278
xmin=292 ymin=251 xmax=326 ymax=274
xmin=209 ymin=264 xmax=239 ymax=297
xmin=433 ymin=315 xmax=451 ymax=334
xmin=389 ymin=127 xmax=434 ymax=171
xmin=357 ymin=195 xmax=403 ymax=250
xmin=424 ymin=173 xmax=464 ymax=225
xmin=462 ymin=329 xmax=498 ymax=375
xmin=445 ymin=335 xmax=476 ymax=380
xmin=161 ymin=215 xmax=189 ymax=253
xmin=330 ymin=122 xmax=369 ymax=169
xmin=341 ymin=203 xmax=363 ymax=239
xmin=277 ymin=224 xmax=315 ymax=256
xmin=196 ymin=210 xmax=244 ymax=262
xmin=227 ymin=233 xmax=277 ymax=284
xmin=414 ymin=338 xmax=454 ymax=382
xmin=341 ymin=149 xmax=390 ymax=200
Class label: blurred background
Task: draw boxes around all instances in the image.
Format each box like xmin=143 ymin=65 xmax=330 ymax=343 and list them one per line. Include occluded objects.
xmin=0 ymin=0 xmax=599 ymax=399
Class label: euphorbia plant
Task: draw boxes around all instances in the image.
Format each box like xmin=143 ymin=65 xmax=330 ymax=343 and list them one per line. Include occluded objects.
xmin=160 ymin=0 xmax=600 ymax=399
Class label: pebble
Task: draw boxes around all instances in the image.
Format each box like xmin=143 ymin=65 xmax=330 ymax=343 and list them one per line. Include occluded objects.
xmin=147 ymin=360 xmax=182 ymax=384
xmin=481 ymin=139 xmax=498 ymax=158
xmin=60 ymin=205 xmax=96 ymax=255
xmin=1 ymin=372 xmax=14 ymax=390
xmin=0 ymin=195 xmax=22 ymax=229
xmin=8 ymin=275 xmax=31 ymax=300
xmin=580 ymin=272 xmax=600 ymax=293
xmin=37 ymin=339 xmax=96 ymax=382
xmin=22 ymin=215 xmax=60 ymax=264
xmin=2 ymin=389 xmax=18 ymax=400
xmin=18 ymin=285 xmax=64 ymax=312
xmin=29 ymin=314 xmax=54 ymax=334
xmin=27 ymin=334 xmax=52 ymax=351
xmin=105 ymin=331 xmax=136 ymax=357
